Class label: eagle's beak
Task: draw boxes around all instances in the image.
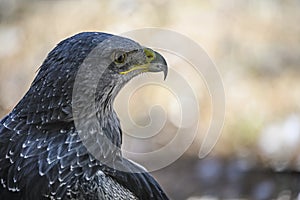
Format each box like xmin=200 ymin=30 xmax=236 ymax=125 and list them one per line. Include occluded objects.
xmin=144 ymin=48 xmax=168 ymax=80
xmin=119 ymin=48 xmax=168 ymax=80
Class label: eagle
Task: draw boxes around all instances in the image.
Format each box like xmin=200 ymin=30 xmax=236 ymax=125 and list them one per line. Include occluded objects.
xmin=0 ymin=32 xmax=169 ymax=200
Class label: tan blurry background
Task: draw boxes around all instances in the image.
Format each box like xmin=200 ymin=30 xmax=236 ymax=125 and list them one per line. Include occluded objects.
xmin=1 ymin=0 xmax=300 ymax=199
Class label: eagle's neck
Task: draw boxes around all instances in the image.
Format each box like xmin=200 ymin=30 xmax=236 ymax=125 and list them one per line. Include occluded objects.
xmin=76 ymin=82 xmax=123 ymax=163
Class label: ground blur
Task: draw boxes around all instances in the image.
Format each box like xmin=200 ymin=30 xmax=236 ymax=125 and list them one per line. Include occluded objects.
xmin=0 ymin=1 xmax=300 ymax=199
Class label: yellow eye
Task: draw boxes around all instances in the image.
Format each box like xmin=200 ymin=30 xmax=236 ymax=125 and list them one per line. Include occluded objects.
xmin=114 ymin=52 xmax=127 ymax=64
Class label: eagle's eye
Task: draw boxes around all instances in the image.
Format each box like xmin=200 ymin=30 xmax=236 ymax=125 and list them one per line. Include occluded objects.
xmin=114 ymin=51 xmax=127 ymax=64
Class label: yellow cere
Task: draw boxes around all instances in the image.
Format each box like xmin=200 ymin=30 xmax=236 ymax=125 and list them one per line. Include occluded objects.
xmin=143 ymin=48 xmax=156 ymax=62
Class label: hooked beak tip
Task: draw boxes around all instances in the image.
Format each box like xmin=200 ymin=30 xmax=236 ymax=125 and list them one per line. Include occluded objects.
xmin=148 ymin=51 xmax=168 ymax=80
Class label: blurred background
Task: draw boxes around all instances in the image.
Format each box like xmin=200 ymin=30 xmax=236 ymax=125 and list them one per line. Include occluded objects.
xmin=1 ymin=0 xmax=300 ymax=199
